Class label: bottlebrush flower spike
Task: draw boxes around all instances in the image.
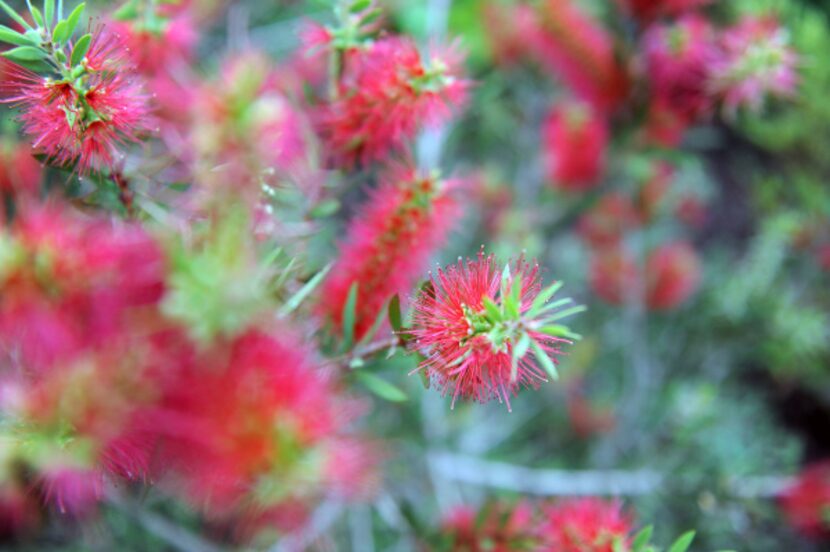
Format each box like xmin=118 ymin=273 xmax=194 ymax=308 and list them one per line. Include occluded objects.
xmin=1 ymin=25 xmax=151 ymax=174
xmin=710 ymin=16 xmax=798 ymax=116
xmin=153 ymin=329 xmax=365 ymax=516
xmin=535 ymin=0 xmax=629 ymax=113
xmin=543 ymin=101 xmax=608 ymax=192
xmin=318 ymin=37 xmax=469 ymax=167
xmin=577 ymin=193 xmax=640 ymax=249
xmin=645 ymin=241 xmax=702 ymax=310
xmin=590 ymin=248 xmax=640 ymax=306
xmin=410 ymin=250 xmax=584 ymax=411
xmin=319 ymin=164 xmax=462 ymax=342
xmin=779 ymin=461 xmax=830 ymax=538
xmin=644 ymin=15 xmax=718 ymax=123
xmin=539 ymin=498 xmax=633 ymax=552
xmin=0 ymin=140 xmax=42 ymax=201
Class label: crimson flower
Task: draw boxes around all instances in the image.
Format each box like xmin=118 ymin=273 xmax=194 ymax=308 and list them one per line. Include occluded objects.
xmin=543 ymin=102 xmax=609 ymax=191
xmin=319 ymin=164 xmax=462 ymax=341
xmin=780 ymin=461 xmax=830 ymax=538
xmin=539 ymin=498 xmax=633 ymax=552
xmin=319 ymin=37 xmax=469 ymax=167
xmin=1 ymin=26 xmax=150 ymax=174
xmin=410 ymin=251 xmax=583 ymax=410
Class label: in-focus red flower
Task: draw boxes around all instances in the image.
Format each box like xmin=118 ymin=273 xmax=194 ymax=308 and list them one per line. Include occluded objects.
xmin=710 ymin=16 xmax=798 ymax=116
xmin=319 ymin=164 xmax=461 ymax=341
xmin=535 ymin=0 xmax=629 ymax=113
xmin=410 ymin=251 xmax=578 ymax=410
xmin=543 ymin=102 xmax=608 ymax=192
xmin=618 ymin=0 xmax=712 ymax=22
xmin=442 ymin=502 xmax=540 ymax=551
xmin=644 ymin=15 xmax=717 ymax=123
xmin=779 ymin=461 xmax=830 ymax=538
xmin=539 ymin=498 xmax=633 ymax=552
xmin=319 ymin=37 xmax=469 ymax=167
xmin=578 ymin=193 xmax=640 ymax=249
xmin=646 ymin=241 xmax=702 ymax=310
xmin=1 ymin=27 xmax=150 ymax=174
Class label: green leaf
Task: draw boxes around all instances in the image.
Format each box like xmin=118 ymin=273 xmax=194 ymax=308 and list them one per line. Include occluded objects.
xmin=44 ymin=0 xmax=54 ymax=26
xmin=112 ymin=0 xmax=139 ymax=21
xmin=631 ymin=526 xmax=653 ymax=552
xmin=539 ymin=324 xmax=582 ymax=340
xmin=482 ymin=295 xmax=502 ymax=323
xmin=51 ymin=19 xmax=68 ymax=43
xmin=70 ymin=32 xmax=91 ymax=66
xmin=279 ymin=263 xmax=331 ymax=316
xmin=342 ymin=282 xmax=359 ymax=350
xmin=2 ymin=45 xmax=47 ymax=62
xmin=356 ymin=372 xmax=407 ymax=402
xmin=29 ymin=6 xmax=43 ymax=27
xmin=0 ymin=1 xmax=33 ymax=30
xmin=62 ymin=2 xmax=84 ymax=38
xmin=309 ymin=198 xmax=340 ymax=219
xmin=667 ymin=531 xmax=695 ymax=552
xmin=542 ymin=305 xmax=587 ymax=323
xmin=530 ymin=338 xmax=558 ymax=381
xmin=530 ymin=281 xmax=563 ymax=314
xmin=511 ymin=333 xmax=531 ymax=382
xmin=0 ymin=24 xmax=33 ymax=46
xmin=350 ymin=0 xmax=372 ymax=12
xmin=388 ymin=294 xmax=402 ymax=332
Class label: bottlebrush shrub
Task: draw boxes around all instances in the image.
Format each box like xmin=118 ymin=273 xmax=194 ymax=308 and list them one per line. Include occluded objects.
xmin=0 ymin=5 xmax=150 ymax=174
xmin=617 ymin=0 xmax=712 ymax=23
xmin=710 ymin=16 xmax=799 ymax=116
xmin=319 ymin=164 xmax=462 ymax=342
xmin=779 ymin=461 xmax=830 ymax=539
xmin=318 ymin=36 xmax=469 ymax=167
xmin=543 ymin=101 xmax=609 ymax=192
xmin=435 ymin=499 xmax=696 ymax=552
xmin=0 ymin=139 xmax=42 ymax=202
xmin=409 ymin=251 xmax=584 ymax=410
xmin=535 ymin=0 xmax=629 ymax=113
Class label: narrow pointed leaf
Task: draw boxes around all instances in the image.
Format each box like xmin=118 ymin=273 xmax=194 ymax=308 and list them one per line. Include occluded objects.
xmin=279 ymin=263 xmax=331 ymax=316
xmin=63 ymin=2 xmax=84 ymax=37
xmin=0 ymin=1 xmax=33 ymax=30
xmin=530 ymin=281 xmax=563 ymax=314
xmin=70 ymin=32 xmax=90 ymax=66
xmin=631 ymin=526 xmax=653 ymax=552
xmin=342 ymin=282 xmax=359 ymax=350
xmin=29 ymin=6 xmax=43 ymax=27
xmin=543 ymin=305 xmax=587 ymax=323
xmin=511 ymin=333 xmax=531 ymax=382
xmin=356 ymin=372 xmax=407 ymax=402
xmin=2 ymin=45 xmax=46 ymax=61
xmin=388 ymin=294 xmax=402 ymax=332
xmin=539 ymin=325 xmax=582 ymax=340
xmin=482 ymin=296 xmax=502 ymax=323
xmin=44 ymin=0 xmax=54 ymax=26
xmin=530 ymin=338 xmax=558 ymax=380
xmin=667 ymin=531 xmax=695 ymax=552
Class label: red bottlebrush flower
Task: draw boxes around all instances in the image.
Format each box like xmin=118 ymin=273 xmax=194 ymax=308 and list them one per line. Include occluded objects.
xmin=410 ymin=251 xmax=581 ymax=410
xmin=644 ymin=15 xmax=717 ymax=123
xmin=642 ymin=97 xmax=690 ymax=148
xmin=189 ymin=52 xmax=314 ymax=190
xmin=0 ymin=140 xmax=42 ymax=200
xmin=590 ymin=248 xmax=639 ymax=306
xmin=535 ymin=0 xmax=629 ymax=113
xmin=578 ymin=193 xmax=640 ymax=250
xmin=153 ymin=329 xmax=360 ymax=516
xmin=543 ymin=102 xmax=608 ymax=192
xmin=0 ymin=206 xmax=166 ymax=372
xmin=539 ymin=498 xmax=633 ymax=552
xmin=710 ymin=16 xmax=798 ymax=116
xmin=645 ymin=241 xmax=701 ymax=310
xmin=779 ymin=461 xmax=830 ymax=538
xmin=442 ymin=502 xmax=540 ymax=551
xmin=318 ymin=37 xmax=469 ymax=167
xmin=1 ymin=27 xmax=150 ymax=174
xmin=319 ymin=165 xmax=461 ymax=341
xmin=618 ymin=0 xmax=712 ymax=22
xmin=566 ymin=381 xmax=616 ymax=438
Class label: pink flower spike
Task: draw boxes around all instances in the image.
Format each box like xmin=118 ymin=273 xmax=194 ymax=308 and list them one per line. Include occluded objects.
xmin=410 ymin=251 xmax=582 ymax=410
